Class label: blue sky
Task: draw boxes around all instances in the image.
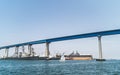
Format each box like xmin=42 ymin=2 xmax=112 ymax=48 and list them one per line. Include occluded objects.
xmin=0 ymin=0 xmax=120 ymax=59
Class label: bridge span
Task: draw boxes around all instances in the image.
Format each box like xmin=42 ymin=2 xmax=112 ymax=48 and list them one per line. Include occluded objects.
xmin=0 ymin=29 xmax=120 ymax=60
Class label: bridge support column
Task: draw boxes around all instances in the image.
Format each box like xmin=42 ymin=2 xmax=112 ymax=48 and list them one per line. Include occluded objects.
xmin=22 ymin=46 xmax=25 ymax=53
xmin=45 ymin=42 xmax=50 ymax=57
xmin=5 ymin=48 xmax=9 ymax=58
xmin=15 ymin=46 xmax=19 ymax=57
xmin=98 ymin=36 xmax=102 ymax=59
xmin=28 ymin=44 xmax=32 ymax=56
xmin=96 ymin=36 xmax=105 ymax=61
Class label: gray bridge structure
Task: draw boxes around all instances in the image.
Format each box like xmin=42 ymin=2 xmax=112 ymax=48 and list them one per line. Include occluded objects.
xmin=0 ymin=29 xmax=120 ymax=60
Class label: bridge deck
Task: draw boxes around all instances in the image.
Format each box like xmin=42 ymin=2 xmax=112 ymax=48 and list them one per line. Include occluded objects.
xmin=0 ymin=29 xmax=120 ymax=49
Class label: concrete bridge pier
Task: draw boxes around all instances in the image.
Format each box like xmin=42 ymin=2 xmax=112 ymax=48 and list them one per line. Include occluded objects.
xmin=22 ymin=46 xmax=25 ymax=53
xmin=98 ymin=36 xmax=103 ymax=59
xmin=15 ymin=46 xmax=19 ymax=57
xmin=5 ymin=48 xmax=9 ymax=58
xmin=96 ymin=36 xmax=105 ymax=61
xmin=28 ymin=44 xmax=32 ymax=56
xmin=45 ymin=42 xmax=50 ymax=57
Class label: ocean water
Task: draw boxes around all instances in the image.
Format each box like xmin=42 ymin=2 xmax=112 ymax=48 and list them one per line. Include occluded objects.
xmin=0 ymin=60 xmax=120 ymax=75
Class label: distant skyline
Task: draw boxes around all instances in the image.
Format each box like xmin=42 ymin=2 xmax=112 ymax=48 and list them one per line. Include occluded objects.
xmin=0 ymin=0 xmax=120 ymax=59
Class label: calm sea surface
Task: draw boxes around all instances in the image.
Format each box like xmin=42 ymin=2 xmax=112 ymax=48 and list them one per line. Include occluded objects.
xmin=0 ymin=60 xmax=120 ymax=75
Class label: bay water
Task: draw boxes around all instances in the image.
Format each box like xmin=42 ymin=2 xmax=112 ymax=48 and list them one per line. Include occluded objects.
xmin=0 ymin=60 xmax=120 ymax=75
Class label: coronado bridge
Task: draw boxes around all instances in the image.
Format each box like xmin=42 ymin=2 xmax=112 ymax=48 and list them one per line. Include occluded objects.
xmin=0 ymin=29 xmax=120 ymax=60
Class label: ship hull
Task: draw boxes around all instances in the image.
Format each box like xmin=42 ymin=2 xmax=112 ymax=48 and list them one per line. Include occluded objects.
xmin=0 ymin=56 xmax=48 ymax=60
